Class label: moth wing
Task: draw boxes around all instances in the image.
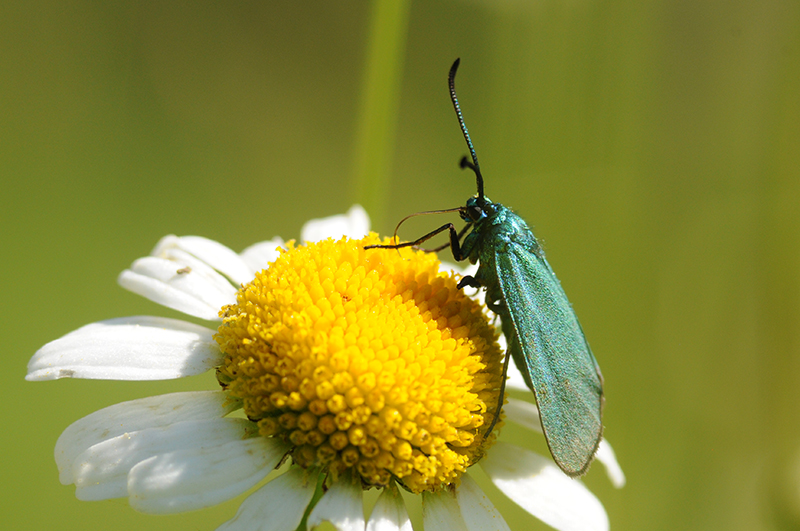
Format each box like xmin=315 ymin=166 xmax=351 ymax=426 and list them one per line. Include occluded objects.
xmin=496 ymin=245 xmax=604 ymax=476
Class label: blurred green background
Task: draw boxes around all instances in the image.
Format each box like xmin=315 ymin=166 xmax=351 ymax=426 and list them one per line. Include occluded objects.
xmin=4 ymin=1 xmax=800 ymax=530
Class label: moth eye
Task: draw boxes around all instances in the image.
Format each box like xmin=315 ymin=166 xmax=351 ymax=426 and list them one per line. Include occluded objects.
xmin=469 ymin=205 xmax=483 ymax=221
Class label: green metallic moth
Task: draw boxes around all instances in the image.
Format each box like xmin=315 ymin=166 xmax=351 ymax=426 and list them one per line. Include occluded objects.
xmin=367 ymin=58 xmax=604 ymax=477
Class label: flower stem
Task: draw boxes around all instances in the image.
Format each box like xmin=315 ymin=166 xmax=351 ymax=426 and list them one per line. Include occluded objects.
xmin=296 ymin=472 xmax=326 ymax=531
xmin=350 ymin=0 xmax=411 ymax=230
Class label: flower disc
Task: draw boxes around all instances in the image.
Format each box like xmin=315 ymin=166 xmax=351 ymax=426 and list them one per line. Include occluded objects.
xmin=215 ymin=234 xmax=504 ymax=493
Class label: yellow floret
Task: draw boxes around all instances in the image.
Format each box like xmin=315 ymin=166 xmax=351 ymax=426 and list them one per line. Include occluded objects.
xmin=214 ymin=234 xmax=504 ymax=493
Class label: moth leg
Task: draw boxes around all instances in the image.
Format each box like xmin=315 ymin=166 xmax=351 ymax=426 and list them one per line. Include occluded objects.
xmin=483 ymin=347 xmax=512 ymax=440
xmin=485 ymin=299 xmax=505 ymax=313
xmin=483 ymin=283 xmax=505 ymax=313
xmin=457 ymin=275 xmax=481 ymax=290
xmin=365 ymin=222 xmax=466 ymax=260
xmin=418 ymin=223 xmax=471 ymax=253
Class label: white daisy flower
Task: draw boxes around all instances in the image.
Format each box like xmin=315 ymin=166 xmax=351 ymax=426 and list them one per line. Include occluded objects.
xmin=28 ymin=205 xmax=622 ymax=531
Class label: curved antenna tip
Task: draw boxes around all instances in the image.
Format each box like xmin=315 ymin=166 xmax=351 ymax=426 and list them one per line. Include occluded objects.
xmin=449 ymin=58 xmax=461 ymax=84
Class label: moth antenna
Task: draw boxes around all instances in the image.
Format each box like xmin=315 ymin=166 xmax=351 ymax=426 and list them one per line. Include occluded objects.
xmin=449 ymin=58 xmax=484 ymax=202
xmin=391 ymin=207 xmax=464 ymax=241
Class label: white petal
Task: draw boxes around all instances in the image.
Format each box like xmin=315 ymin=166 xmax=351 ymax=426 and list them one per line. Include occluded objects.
xmin=367 ymin=485 xmax=412 ymax=531
xmin=421 ymin=489 xmax=468 ymax=531
xmin=301 ymin=205 xmax=370 ymax=242
xmin=307 ymin=473 xmax=365 ymax=531
xmin=456 ymin=474 xmax=510 ymax=531
xmin=128 ymin=437 xmax=289 ymax=514
xmin=481 ymin=442 xmax=608 ymax=531
xmin=439 ymin=261 xmax=456 ymax=275
xmin=503 ymin=398 xmax=542 ymax=434
xmin=440 ymin=261 xmax=478 ymax=278
xmin=216 ymin=467 xmax=317 ymax=531
xmin=504 ymin=399 xmax=625 ymax=487
xmin=118 ymin=255 xmax=237 ymax=320
xmin=118 ymin=269 xmax=221 ymax=320
xmin=595 ymin=440 xmax=626 ymax=488
xmin=240 ymin=237 xmax=285 ymax=273
xmin=55 ymin=391 xmax=237 ymax=485
xmin=27 ymin=316 xmax=221 ymax=381
xmin=74 ymin=418 xmax=254 ymax=501
xmin=152 ymin=235 xmax=254 ymax=285
xmin=152 ymin=246 xmax=242 ymax=295
xmin=505 ymin=357 xmax=530 ymax=391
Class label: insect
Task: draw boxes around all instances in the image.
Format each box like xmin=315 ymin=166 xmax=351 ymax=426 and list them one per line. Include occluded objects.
xmin=366 ymin=58 xmax=604 ymax=477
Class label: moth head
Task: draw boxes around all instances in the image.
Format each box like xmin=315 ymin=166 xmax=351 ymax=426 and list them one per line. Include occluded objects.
xmin=462 ymin=196 xmax=489 ymax=223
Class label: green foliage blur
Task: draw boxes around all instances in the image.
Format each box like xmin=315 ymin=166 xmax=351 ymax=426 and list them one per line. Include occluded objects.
xmin=4 ymin=2 xmax=800 ymax=530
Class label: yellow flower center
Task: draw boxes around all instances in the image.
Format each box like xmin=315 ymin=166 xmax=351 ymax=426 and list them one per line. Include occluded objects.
xmin=214 ymin=234 xmax=504 ymax=493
